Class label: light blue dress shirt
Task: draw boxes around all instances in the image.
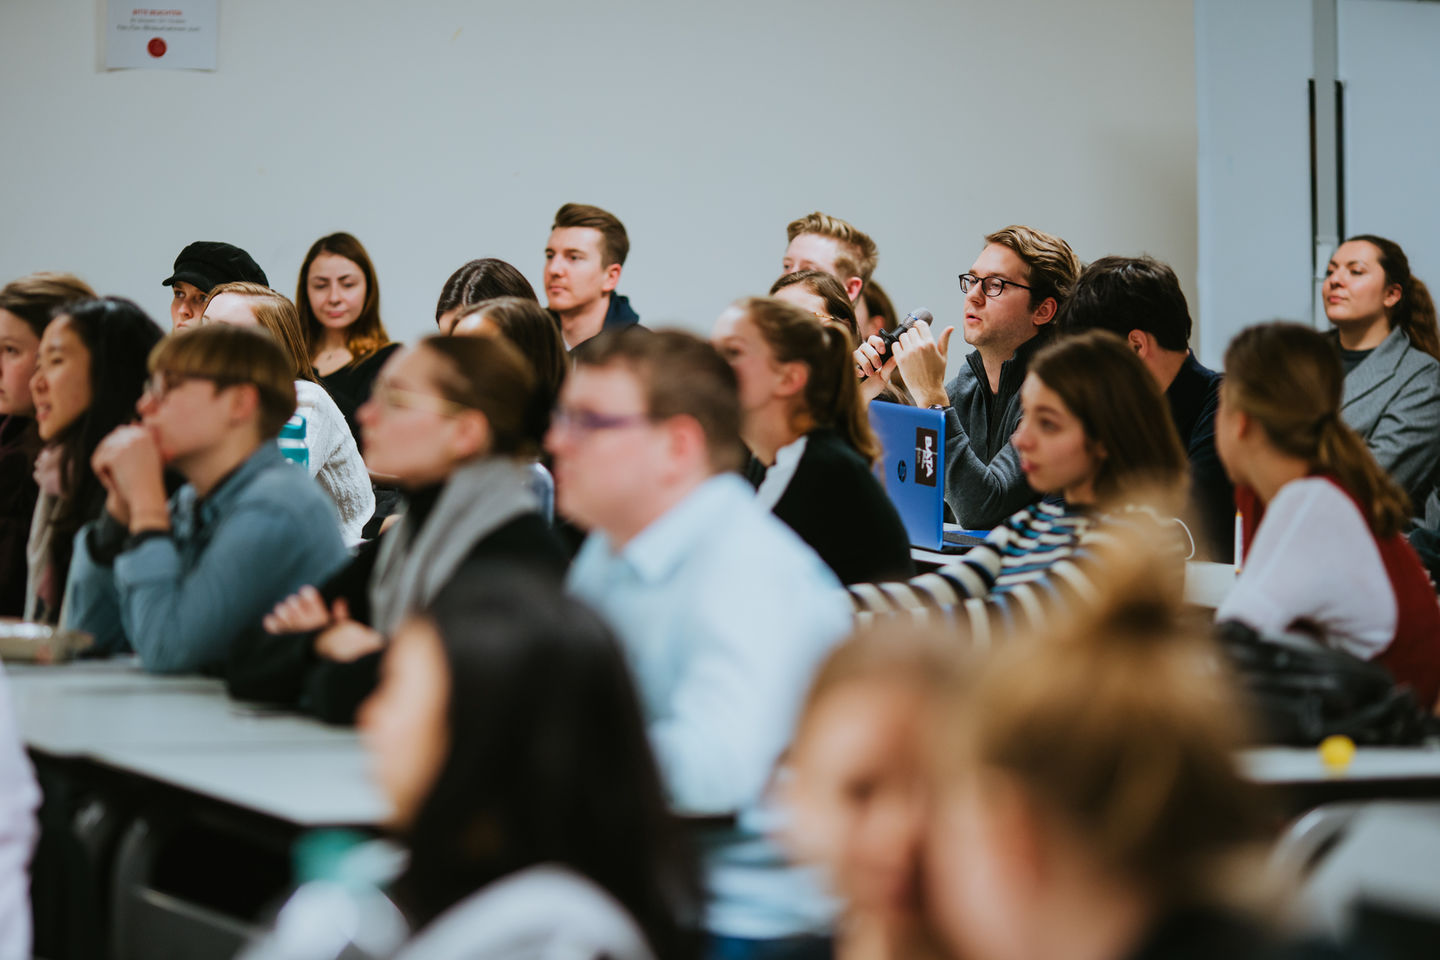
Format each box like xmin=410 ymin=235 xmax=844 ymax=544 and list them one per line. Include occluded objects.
xmin=567 ymin=473 xmax=851 ymax=939
xmin=66 ymin=443 xmax=349 ymax=675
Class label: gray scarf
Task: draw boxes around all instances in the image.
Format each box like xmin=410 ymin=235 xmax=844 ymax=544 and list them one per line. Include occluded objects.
xmin=368 ymin=457 xmax=539 ymax=635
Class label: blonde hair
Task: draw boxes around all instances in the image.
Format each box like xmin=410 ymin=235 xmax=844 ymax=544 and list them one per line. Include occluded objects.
xmin=149 ymin=324 xmax=297 ymax=439
xmin=984 ymin=225 xmax=1082 ymax=313
xmin=932 ymin=537 xmax=1272 ymax=910
xmin=206 ymin=281 xmax=316 ymax=382
xmin=787 ymin=211 xmax=879 ymax=285
xmin=1224 ymin=322 xmax=1410 ymax=537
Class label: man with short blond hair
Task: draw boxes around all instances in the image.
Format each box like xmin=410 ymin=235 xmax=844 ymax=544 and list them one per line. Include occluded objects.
xmin=544 ymin=202 xmax=640 ymax=350
xmin=859 ymin=224 xmax=1082 ymax=528
xmin=782 ymin=211 xmax=882 ymax=339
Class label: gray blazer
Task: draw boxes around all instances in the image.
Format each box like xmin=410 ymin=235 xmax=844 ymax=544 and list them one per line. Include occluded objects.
xmin=1341 ymin=325 xmax=1440 ymax=511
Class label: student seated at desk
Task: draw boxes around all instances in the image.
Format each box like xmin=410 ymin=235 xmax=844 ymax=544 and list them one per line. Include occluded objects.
xmin=849 ymin=331 xmax=1189 ymax=638
xmin=0 ymin=272 xmax=96 ymax=618
xmin=247 ymin=576 xmax=701 ymax=960
xmin=229 ymin=335 xmax=567 ymax=722
xmin=1213 ymin=323 xmax=1440 ymax=710
xmin=201 ymin=281 xmax=374 ymax=544
xmin=553 ymin=328 xmax=851 ymax=955
xmin=713 ymin=297 xmax=913 ymax=585
xmin=66 ymin=324 xmax=348 ymax=674
xmin=25 ymin=296 xmax=162 ymax=625
xmin=1055 ymin=255 xmax=1235 ymax=561
xmin=1323 ymin=235 xmax=1440 ymax=514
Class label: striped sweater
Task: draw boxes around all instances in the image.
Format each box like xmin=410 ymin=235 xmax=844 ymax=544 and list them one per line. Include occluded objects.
xmin=848 ymin=501 xmax=1181 ymax=644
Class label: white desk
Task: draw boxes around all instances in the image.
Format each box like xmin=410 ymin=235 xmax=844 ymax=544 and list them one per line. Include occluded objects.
xmin=7 ymin=661 xmax=386 ymax=826
xmin=1243 ymin=746 xmax=1440 ymax=786
xmin=95 ymin=744 xmax=389 ymax=827
xmin=8 ymin=664 xmax=358 ymax=756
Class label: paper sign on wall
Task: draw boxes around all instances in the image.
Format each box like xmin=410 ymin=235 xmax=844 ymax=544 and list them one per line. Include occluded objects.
xmin=105 ymin=1 xmax=218 ymax=71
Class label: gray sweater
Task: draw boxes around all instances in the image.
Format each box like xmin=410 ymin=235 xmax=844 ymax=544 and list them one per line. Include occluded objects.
xmin=941 ymin=337 xmax=1044 ymax=529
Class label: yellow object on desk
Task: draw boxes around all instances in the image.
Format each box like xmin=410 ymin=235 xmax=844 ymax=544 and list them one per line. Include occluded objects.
xmin=1319 ymin=734 xmax=1357 ymax=774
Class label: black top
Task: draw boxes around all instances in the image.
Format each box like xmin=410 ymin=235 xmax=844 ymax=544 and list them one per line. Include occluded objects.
xmin=767 ymin=428 xmax=915 ymax=585
xmin=561 ymin=293 xmax=644 ymax=356
xmin=0 ymin=416 xmax=39 ymax=617
xmin=319 ymin=341 xmax=402 ymax=441
xmin=1165 ymin=352 xmax=1235 ymax=562
xmin=1339 ymin=345 xmax=1375 ymax=377
xmin=225 ymin=509 xmax=569 ymax=724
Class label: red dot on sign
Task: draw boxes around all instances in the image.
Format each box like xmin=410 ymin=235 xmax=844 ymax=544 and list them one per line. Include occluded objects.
xmin=147 ymin=37 xmax=167 ymax=58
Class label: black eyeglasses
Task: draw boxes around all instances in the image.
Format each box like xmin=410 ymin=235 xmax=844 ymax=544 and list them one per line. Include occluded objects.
xmin=958 ymin=273 xmax=1032 ymax=298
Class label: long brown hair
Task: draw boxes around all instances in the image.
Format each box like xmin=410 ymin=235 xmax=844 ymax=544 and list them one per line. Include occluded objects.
xmin=1029 ymin=330 xmax=1188 ymax=511
xmin=1223 ymin=322 xmax=1410 ymax=536
xmin=205 ymin=281 xmax=316 ymax=382
xmin=739 ymin=297 xmax=880 ymax=465
xmin=1345 ymin=234 xmax=1440 ymax=362
xmin=296 ymin=232 xmax=390 ymax=362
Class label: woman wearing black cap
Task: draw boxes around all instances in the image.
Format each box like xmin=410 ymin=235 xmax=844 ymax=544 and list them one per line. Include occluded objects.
xmin=161 ymin=240 xmax=269 ymax=331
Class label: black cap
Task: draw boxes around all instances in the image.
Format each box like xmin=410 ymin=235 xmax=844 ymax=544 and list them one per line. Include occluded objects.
xmin=162 ymin=241 xmax=268 ymax=292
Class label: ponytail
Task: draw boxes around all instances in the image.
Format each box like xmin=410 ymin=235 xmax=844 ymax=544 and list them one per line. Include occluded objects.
xmin=1225 ymin=322 xmax=1411 ymax=537
xmin=1313 ymin=414 xmax=1411 ymax=537
xmin=806 ymin=323 xmax=876 ymax=465
xmin=739 ymin=297 xmax=882 ymax=465
xmin=1347 ymin=234 xmax=1440 ymax=362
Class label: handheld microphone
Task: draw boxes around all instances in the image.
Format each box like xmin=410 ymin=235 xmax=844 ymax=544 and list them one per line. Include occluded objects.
xmin=858 ymin=308 xmax=932 ymax=381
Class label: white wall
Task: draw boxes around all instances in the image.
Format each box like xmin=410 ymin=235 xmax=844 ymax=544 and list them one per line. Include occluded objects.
xmin=1194 ymin=0 xmax=1314 ymax=368
xmin=1 ymin=0 xmax=1197 ymax=362
xmin=1340 ymin=0 xmax=1440 ymax=291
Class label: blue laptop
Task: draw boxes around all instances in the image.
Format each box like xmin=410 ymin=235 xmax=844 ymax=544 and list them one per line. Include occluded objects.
xmin=868 ymin=400 xmax=947 ymax=550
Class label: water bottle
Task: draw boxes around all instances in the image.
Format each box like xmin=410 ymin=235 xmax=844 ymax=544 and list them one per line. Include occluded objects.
xmin=279 ymin=415 xmax=309 ymax=470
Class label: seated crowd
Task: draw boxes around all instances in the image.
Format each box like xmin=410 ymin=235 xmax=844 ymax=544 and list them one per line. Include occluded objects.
xmin=1 ymin=201 xmax=1439 ymax=960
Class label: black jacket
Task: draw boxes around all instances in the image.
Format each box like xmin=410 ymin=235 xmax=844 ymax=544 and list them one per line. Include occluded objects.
xmin=767 ymin=429 xmax=915 ymax=585
xmin=226 ymin=509 xmax=568 ymax=724
xmin=1166 ymin=352 xmax=1234 ymax=562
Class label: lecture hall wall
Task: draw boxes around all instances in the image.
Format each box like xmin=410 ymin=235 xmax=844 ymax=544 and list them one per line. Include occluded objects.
xmin=0 ymin=0 xmax=1198 ymax=365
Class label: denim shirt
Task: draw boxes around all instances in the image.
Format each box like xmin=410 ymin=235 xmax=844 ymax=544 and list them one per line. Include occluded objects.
xmin=66 ymin=443 xmax=349 ymax=675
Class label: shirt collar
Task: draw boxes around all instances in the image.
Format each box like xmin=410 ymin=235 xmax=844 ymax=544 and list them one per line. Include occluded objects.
xmin=613 ymin=473 xmax=749 ymax=584
xmin=177 ymin=443 xmax=284 ymax=531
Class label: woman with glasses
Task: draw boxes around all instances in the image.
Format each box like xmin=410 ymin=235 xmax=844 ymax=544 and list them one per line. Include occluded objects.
xmin=23 ymin=296 xmax=162 ymax=624
xmin=712 ymin=297 xmax=913 ymax=585
xmin=228 ymin=335 xmax=568 ymax=722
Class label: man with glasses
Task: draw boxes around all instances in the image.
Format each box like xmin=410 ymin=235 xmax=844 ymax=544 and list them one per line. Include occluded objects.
xmin=857 ymin=224 xmax=1081 ymax=529
xmin=66 ymin=324 xmax=348 ymax=674
xmin=550 ymin=327 xmax=850 ymax=957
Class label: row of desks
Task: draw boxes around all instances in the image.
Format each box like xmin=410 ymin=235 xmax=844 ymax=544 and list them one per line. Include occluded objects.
xmin=10 ymin=653 xmax=1440 ymax=957
xmin=9 ymin=658 xmax=387 ymax=827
